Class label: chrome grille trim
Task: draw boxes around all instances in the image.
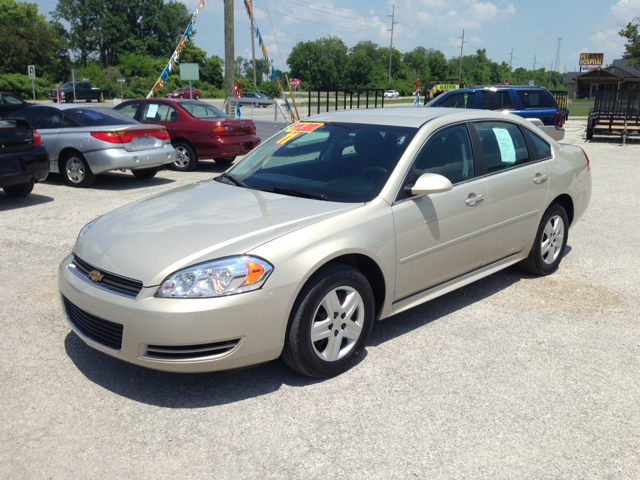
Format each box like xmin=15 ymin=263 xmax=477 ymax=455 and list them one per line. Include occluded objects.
xmin=69 ymin=254 xmax=143 ymax=298
xmin=144 ymin=339 xmax=241 ymax=361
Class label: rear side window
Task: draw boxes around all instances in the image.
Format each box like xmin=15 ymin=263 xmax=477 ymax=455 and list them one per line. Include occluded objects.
xmin=37 ymin=109 xmax=62 ymax=129
xmin=65 ymin=107 xmax=138 ymax=126
xmin=525 ymin=129 xmax=552 ymax=160
xmin=181 ymin=103 xmax=228 ymax=119
xmin=516 ymin=89 xmax=558 ymax=109
xmin=481 ymin=91 xmax=514 ymax=110
xmin=473 ymin=121 xmax=531 ymax=173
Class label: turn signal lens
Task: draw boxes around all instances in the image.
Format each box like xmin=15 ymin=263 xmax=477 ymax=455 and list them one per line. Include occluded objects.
xmin=212 ymin=125 xmax=234 ymax=136
xmin=243 ymin=262 xmax=265 ymax=286
xmin=33 ymin=130 xmax=42 ymax=146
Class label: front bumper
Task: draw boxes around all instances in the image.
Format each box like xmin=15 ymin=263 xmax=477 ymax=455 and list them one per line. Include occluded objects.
xmin=83 ymin=144 xmax=176 ymax=175
xmin=58 ymin=256 xmax=296 ymax=373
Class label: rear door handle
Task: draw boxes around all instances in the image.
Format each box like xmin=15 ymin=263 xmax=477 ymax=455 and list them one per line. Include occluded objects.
xmin=465 ymin=193 xmax=485 ymax=206
xmin=533 ymin=173 xmax=548 ymax=184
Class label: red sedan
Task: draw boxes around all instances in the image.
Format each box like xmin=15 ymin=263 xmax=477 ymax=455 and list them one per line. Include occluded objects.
xmin=165 ymin=88 xmax=202 ymax=100
xmin=114 ymin=99 xmax=261 ymax=171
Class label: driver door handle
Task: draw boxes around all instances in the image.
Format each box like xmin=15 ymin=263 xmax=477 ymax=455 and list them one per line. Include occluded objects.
xmin=465 ymin=194 xmax=485 ymax=206
xmin=533 ymin=173 xmax=548 ymax=184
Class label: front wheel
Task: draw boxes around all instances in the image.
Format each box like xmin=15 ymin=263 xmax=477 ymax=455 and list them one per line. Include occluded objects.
xmin=213 ymin=156 xmax=235 ymax=166
xmin=519 ymin=203 xmax=569 ymax=276
xmin=282 ymin=264 xmax=375 ymax=378
xmin=194 ymin=94 xmax=200 ymax=100
xmin=3 ymin=182 xmax=34 ymax=197
xmin=171 ymin=142 xmax=198 ymax=171
xmin=132 ymin=167 xmax=159 ymax=179
xmin=61 ymin=152 xmax=96 ymax=188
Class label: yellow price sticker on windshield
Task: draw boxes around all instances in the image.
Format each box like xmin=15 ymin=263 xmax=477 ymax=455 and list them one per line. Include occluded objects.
xmin=274 ymin=122 xmax=324 ymax=145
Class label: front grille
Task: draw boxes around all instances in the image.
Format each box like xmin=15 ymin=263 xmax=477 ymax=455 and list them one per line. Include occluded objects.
xmin=63 ymin=296 xmax=123 ymax=351
xmin=144 ymin=340 xmax=240 ymax=360
xmin=71 ymin=255 xmax=143 ymax=298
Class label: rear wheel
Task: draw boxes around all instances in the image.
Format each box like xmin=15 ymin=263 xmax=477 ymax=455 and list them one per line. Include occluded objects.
xmin=282 ymin=264 xmax=375 ymax=378
xmin=519 ymin=203 xmax=568 ymax=276
xmin=3 ymin=182 xmax=34 ymax=197
xmin=132 ymin=167 xmax=159 ymax=179
xmin=194 ymin=94 xmax=200 ymax=100
xmin=213 ymin=156 xmax=236 ymax=166
xmin=61 ymin=152 xmax=96 ymax=188
xmin=179 ymin=95 xmax=184 ymax=99
xmin=171 ymin=141 xmax=198 ymax=171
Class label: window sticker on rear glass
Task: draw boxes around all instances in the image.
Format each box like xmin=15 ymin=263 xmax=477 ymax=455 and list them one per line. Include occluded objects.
xmin=274 ymin=122 xmax=324 ymax=145
xmin=493 ymin=128 xmax=516 ymax=164
xmin=82 ymin=112 xmax=101 ymax=121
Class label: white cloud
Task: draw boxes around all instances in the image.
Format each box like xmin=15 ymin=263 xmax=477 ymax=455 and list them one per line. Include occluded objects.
xmin=611 ymin=0 xmax=640 ymax=20
xmin=412 ymin=1 xmax=515 ymax=31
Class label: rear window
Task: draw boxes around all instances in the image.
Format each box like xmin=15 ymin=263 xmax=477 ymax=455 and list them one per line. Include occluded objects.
xmin=181 ymin=102 xmax=228 ymax=119
xmin=516 ymin=89 xmax=558 ymax=109
xmin=64 ymin=107 xmax=138 ymax=126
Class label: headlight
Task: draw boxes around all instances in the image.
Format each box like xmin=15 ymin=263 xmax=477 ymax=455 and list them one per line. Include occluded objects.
xmin=77 ymin=217 xmax=99 ymax=240
xmin=155 ymin=256 xmax=273 ymax=298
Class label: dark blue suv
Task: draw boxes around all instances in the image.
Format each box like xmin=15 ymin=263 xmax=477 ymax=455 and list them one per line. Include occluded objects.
xmin=426 ymin=86 xmax=565 ymax=141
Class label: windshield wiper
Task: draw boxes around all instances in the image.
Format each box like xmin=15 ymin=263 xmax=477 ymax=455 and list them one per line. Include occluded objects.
xmin=217 ymin=172 xmax=248 ymax=188
xmin=271 ymin=186 xmax=328 ymax=201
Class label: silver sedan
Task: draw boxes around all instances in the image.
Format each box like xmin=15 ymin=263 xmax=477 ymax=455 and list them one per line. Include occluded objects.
xmin=9 ymin=104 xmax=175 ymax=187
xmin=58 ymin=108 xmax=591 ymax=377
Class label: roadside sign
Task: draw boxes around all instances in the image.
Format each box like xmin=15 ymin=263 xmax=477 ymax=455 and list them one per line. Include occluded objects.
xmin=117 ymin=78 xmax=126 ymax=100
xmin=529 ymin=80 xmax=535 ymax=86
xmin=27 ymin=66 xmax=36 ymax=102
xmin=117 ymin=78 xmax=126 ymax=83
xmin=290 ymin=78 xmax=301 ymax=88
xmin=180 ymin=64 xmax=199 ymax=81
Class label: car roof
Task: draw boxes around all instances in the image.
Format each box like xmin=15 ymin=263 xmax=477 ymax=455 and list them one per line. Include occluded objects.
xmin=36 ymin=103 xmax=106 ymax=111
xmin=306 ymin=107 xmax=527 ymax=128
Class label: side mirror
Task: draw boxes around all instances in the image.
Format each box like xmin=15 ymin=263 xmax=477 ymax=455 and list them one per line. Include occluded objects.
xmin=410 ymin=173 xmax=453 ymax=196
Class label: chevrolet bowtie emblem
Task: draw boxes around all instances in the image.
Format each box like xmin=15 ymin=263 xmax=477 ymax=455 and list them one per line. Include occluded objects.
xmin=88 ymin=270 xmax=104 ymax=282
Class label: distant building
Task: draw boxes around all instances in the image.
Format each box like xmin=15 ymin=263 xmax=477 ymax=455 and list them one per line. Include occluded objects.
xmin=563 ymin=59 xmax=640 ymax=99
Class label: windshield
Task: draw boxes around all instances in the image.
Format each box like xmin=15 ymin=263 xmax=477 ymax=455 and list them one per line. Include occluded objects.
xmin=181 ymin=102 xmax=228 ymax=119
xmin=227 ymin=122 xmax=417 ymax=203
xmin=65 ymin=107 xmax=139 ymax=126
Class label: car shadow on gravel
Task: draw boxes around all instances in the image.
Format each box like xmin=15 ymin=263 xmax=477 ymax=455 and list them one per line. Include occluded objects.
xmin=44 ymin=172 xmax=176 ymax=190
xmin=0 ymin=193 xmax=54 ymax=210
xmin=64 ymin=262 xmax=547 ymax=408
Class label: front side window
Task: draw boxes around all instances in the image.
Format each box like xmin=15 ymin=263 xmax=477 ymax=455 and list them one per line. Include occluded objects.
xmin=3 ymin=94 xmax=24 ymax=105
xmin=412 ymin=124 xmax=475 ymax=186
xmin=115 ymin=102 xmax=141 ymax=119
xmin=226 ymin=122 xmax=417 ymax=203
xmin=473 ymin=121 xmax=531 ymax=173
xmin=481 ymin=90 xmax=514 ymax=110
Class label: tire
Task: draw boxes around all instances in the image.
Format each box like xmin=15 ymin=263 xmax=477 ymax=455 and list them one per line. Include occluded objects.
xmin=132 ymin=167 xmax=159 ymax=179
xmin=179 ymin=95 xmax=184 ymax=99
xmin=3 ymin=182 xmax=34 ymax=197
xmin=86 ymin=99 xmax=92 ymax=102
xmin=61 ymin=152 xmax=96 ymax=188
xmin=65 ymin=95 xmax=73 ymax=103
xmin=171 ymin=141 xmax=198 ymax=171
xmin=213 ymin=156 xmax=236 ymax=166
xmin=519 ymin=203 xmax=569 ymax=276
xmin=282 ymin=263 xmax=376 ymax=378
xmin=586 ymin=126 xmax=593 ymax=140
xmin=194 ymin=94 xmax=200 ymax=100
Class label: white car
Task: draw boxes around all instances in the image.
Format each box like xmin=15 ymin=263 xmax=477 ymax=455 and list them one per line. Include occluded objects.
xmin=384 ymin=90 xmax=400 ymax=98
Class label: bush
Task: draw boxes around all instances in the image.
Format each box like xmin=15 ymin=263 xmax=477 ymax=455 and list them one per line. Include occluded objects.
xmin=0 ymin=73 xmax=53 ymax=100
xmin=258 ymin=81 xmax=280 ymax=98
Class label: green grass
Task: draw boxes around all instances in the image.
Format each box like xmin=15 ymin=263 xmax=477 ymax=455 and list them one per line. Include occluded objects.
xmin=567 ymin=98 xmax=594 ymax=103
xmin=568 ymin=105 xmax=591 ymax=117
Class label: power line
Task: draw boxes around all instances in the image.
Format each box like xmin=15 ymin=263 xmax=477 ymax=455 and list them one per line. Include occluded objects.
xmin=252 ymin=6 xmax=381 ymax=32
xmin=282 ymin=0 xmax=380 ymax=20
xmin=263 ymin=0 xmax=287 ymax=72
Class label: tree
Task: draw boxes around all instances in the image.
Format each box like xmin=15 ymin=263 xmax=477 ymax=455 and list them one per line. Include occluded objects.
xmin=427 ymin=51 xmax=449 ymax=80
xmin=0 ymin=0 xmax=63 ymax=77
xmin=288 ymin=36 xmax=348 ymax=89
xmin=619 ymin=19 xmax=640 ymax=68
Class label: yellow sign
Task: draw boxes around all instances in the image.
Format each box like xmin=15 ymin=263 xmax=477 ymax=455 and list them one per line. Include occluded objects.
xmin=274 ymin=122 xmax=324 ymax=145
xmin=579 ymin=53 xmax=603 ymax=66
xmin=429 ymin=84 xmax=459 ymax=96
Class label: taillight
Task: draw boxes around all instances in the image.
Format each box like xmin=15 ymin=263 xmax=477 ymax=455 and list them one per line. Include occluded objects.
xmin=553 ymin=112 xmax=562 ymax=127
xmin=212 ymin=126 xmax=235 ymax=136
xmin=579 ymin=147 xmax=591 ymax=172
xmin=90 ymin=129 xmax=169 ymax=144
xmin=33 ymin=130 xmax=42 ymax=146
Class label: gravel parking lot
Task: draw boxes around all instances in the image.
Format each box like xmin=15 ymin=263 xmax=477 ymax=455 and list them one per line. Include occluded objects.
xmin=1 ymin=119 xmax=638 ymax=479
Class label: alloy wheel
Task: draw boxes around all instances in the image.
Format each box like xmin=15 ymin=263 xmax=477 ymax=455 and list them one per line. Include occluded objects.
xmin=310 ymin=286 xmax=364 ymax=362
xmin=66 ymin=158 xmax=85 ymax=183
xmin=541 ymin=214 xmax=564 ymax=265
xmin=174 ymin=146 xmax=190 ymax=169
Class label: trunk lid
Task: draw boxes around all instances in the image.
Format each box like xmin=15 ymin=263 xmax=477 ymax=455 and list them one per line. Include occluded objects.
xmin=0 ymin=119 xmax=34 ymax=154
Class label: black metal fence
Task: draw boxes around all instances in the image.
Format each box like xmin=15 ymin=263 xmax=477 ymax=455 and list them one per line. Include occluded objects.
xmin=593 ymin=90 xmax=640 ymax=118
xmin=307 ymin=89 xmax=386 ymax=117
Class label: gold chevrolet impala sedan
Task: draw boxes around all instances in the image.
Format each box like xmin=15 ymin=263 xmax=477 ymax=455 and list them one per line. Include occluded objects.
xmin=59 ymin=108 xmax=591 ymax=378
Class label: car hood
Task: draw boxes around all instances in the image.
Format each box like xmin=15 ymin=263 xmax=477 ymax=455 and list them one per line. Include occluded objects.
xmin=73 ymin=179 xmax=360 ymax=286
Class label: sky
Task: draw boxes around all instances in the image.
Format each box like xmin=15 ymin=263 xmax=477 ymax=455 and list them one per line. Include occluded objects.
xmin=36 ymin=0 xmax=640 ymax=75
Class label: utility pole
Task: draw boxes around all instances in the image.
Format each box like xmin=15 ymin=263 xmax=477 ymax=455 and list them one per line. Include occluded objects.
xmin=458 ymin=29 xmax=465 ymax=82
xmin=532 ymin=54 xmax=536 ymax=85
xmin=224 ymin=0 xmax=234 ymax=101
xmin=387 ymin=5 xmax=398 ymax=84
xmin=251 ymin=0 xmax=257 ymax=87
xmin=555 ymin=38 xmax=562 ymax=72
xmin=508 ymin=48 xmax=513 ymax=83
xmin=549 ymin=62 xmax=553 ymax=88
